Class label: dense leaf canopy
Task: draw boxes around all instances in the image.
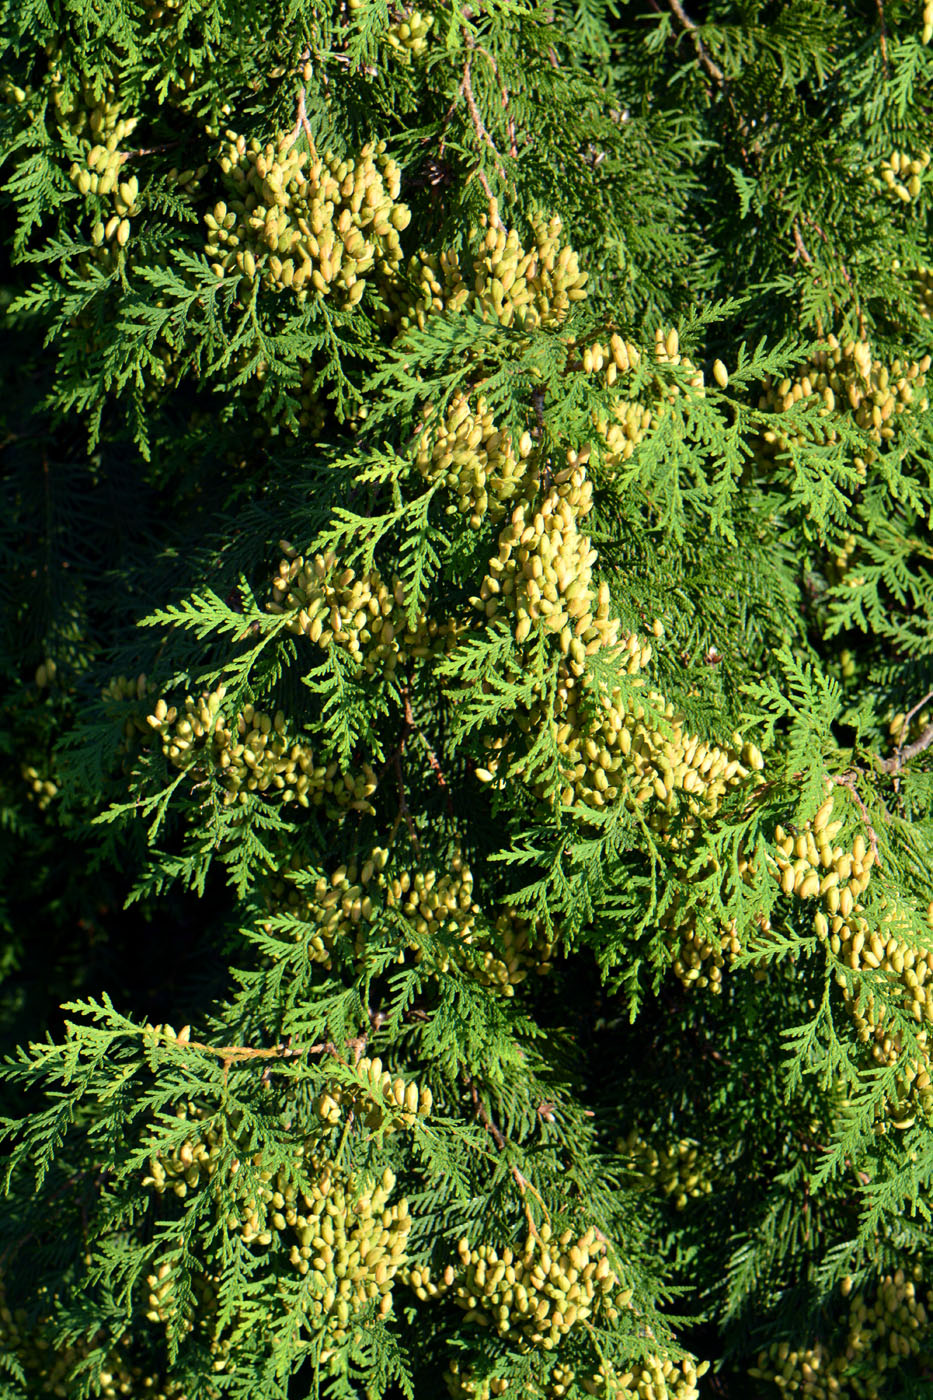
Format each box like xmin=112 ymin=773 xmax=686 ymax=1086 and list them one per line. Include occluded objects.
xmin=2 ymin=1 xmax=933 ymax=1397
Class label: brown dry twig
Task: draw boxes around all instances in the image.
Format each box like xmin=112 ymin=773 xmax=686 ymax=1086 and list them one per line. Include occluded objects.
xmin=665 ymin=0 xmax=758 ymax=167
xmin=831 ymin=770 xmax=885 ymax=871
xmin=288 ymin=90 xmax=314 ymax=149
xmin=416 ymin=727 xmax=455 ymax=816
xmin=878 ymin=689 xmax=933 ymax=776
xmin=379 ymin=684 xmax=452 ymax=829
xmin=474 ymin=43 xmax=518 ymax=159
xmin=390 ymin=750 xmax=419 ymax=849
xmin=286 ymin=48 xmax=315 ymax=149
xmin=798 ymin=212 xmax=865 ymax=336
xmin=792 ymin=220 xmax=813 ymax=264
xmin=437 ymin=33 xmax=509 ymax=217
xmin=876 ymin=0 xmax=889 ymax=76
xmin=374 ymin=684 xmax=419 ymax=848
xmin=467 ymin=1079 xmax=549 ymax=1237
xmin=459 ymin=59 xmax=506 ymax=182
xmin=666 ymin=0 xmax=726 ymax=86
xmin=146 ymin=1028 xmax=333 ymax=1082
xmin=459 ymin=31 xmax=506 ymax=171
xmin=119 ymin=143 xmax=178 ymax=164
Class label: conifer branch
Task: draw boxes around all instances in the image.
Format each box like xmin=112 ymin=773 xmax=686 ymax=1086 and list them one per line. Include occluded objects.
xmin=287 ymin=89 xmax=314 ymax=149
xmin=391 ymin=750 xmax=419 ymax=848
xmin=878 ymin=690 xmax=933 ymax=775
xmin=121 ymin=144 xmax=177 ymax=163
xmin=459 ymin=61 xmax=502 ymax=178
xmin=466 ymin=1077 xmax=548 ymax=1236
xmin=152 ymin=1031 xmax=328 ymax=1066
xmin=287 ymin=49 xmax=314 ymax=149
xmin=415 ymin=726 xmax=454 ymax=815
xmin=797 ymin=212 xmax=865 ymax=333
xmin=6 ymin=4 xmax=933 ymax=1393
xmin=666 ymin=0 xmax=726 ymax=86
xmin=376 ymin=685 xmax=423 ymax=846
xmin=875 ymin=0 xmax=889 ymax=75
xmin=792 ymin=221 xmax=812 ymax=265
xmin=473 ymin=44 xmax=518 ymax=159
xmin=831 ymin=771 xmax=884 ymax=871
xmin=443 ymin=33 xmax=509 ymax=205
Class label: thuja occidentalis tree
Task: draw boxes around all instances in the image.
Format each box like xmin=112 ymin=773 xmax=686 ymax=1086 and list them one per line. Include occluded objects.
xmin=2 ymin=0 xmax=933 ymax=1396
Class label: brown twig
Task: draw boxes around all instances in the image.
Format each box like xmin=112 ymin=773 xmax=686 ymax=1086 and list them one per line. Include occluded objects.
xmin=831 ymin=771 xmax=884 ymax=871
xmin=792 ymin=220 xmax=813 ymax=265
xmin=475 ymin=44 xmax=518 ymax=159
xmin=155 ymin=1034 xmax=323 ymax=1062
xmin=665 ymin=0 xmax=757 ymax=166
xmin=286 ymin=49 xmax=315 ymax=150
xmin=377 ymin=685 xmax=419 ymax=848
xmin=145 ymin=1029 xmax=331 ymax=1083
xmin=879 ymin=689 xmax=933 ymax=776
xmin=380 ymin=684 xmax=453 ymax=827
xmin=460 ymin=58 xmax=507 ymax=183
xmin=119 ymin=143 xmax=178 ymax=164
xmin=470 ymin=1080 xmax=507 ymax=1150
xmin=401 ymin=685 xmax=415 ymax=734
xmin=876 ymin=0 xmax=889 ymax=76
xmin=287 ymin=88 xmax=314 ymax=149
xmin=381 ymin=686 xmax=417 ymax=845
xmin=797 ymin=212 xmax=865 ymax=336
xmin=415 ymin=727 xmax=455 ymax=817
xmin=391 ymin=750 xmax=420 ymax=849
xmin=666 ymin=0 xmax=726 ymax=86
xmin=437 ymin=35 xmax=509 ymax=212
xmin=467 ymin=1079 xmax=549 ymax=1237
xmin=471 ymin=167 xmax=503 ymax=215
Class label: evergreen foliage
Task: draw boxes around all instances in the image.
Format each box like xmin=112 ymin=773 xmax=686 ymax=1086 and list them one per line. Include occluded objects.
xmin=3 ymin=0 xmax=933 ymax=1395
